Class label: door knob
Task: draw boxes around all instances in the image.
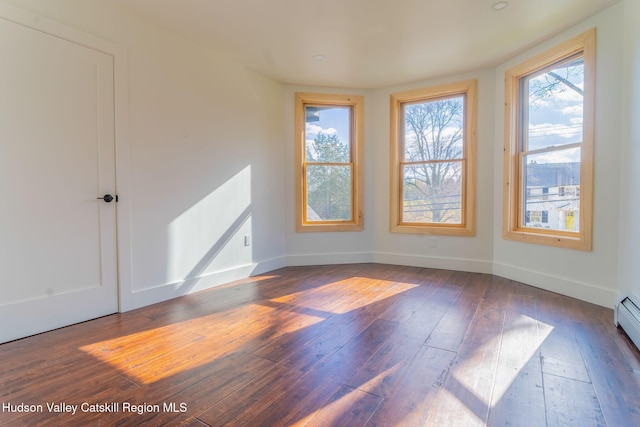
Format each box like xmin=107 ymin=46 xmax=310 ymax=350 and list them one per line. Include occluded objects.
xmin=97 ymin=194 xmax=114 ymax=203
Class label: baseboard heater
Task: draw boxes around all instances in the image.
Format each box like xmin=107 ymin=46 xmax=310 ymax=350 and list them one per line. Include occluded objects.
xmin=615 ymin=295 xmax=640 ymax=351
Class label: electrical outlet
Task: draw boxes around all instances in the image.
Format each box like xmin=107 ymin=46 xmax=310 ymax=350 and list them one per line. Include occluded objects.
xmin=429 ymin=237 xmax=438 ymax=248
xmin=244 ymin=235 xmax=251 ymax=246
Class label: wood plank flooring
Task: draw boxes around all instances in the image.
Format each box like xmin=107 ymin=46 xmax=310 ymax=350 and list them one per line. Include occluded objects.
xmin=1 ymin=264 xmax=640 ymax=426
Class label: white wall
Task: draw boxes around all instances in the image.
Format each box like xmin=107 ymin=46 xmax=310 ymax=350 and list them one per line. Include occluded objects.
xmin=617 ymin=0 xmax=640 ymax=301
xmin=4 ymin=0 xmax=287 ymax=310
xmin=6 ymin=0 xmax=629 ymax=313
xmin=493 ymin=4 xmax=624 ymax=307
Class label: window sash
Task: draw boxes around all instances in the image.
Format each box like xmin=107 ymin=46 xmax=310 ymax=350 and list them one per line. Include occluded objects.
xmin=401 ymin=94 xmax=466 ymax=163
xmin=399 ymin=159 xmax=465 ymax=226
xmin=304 ymin=104 xmax=353 ymax=164
xmin=303 ymin=163 xmax=354 ymax=223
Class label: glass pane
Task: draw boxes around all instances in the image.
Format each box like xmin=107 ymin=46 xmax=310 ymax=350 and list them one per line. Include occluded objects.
xmin=402 ymin=162 xmax=462 ymax=224
xmin=403 ymin=95 xmax=464 ymax=162
xmin=306 ymin=165 xmax=352 ymax=221
xmin=522 ymin=147 xmax=580 ymax=232
xmin=305 ymin=106 xmax=350 ymax=163
xmin=526 ymin=57 xmax=584 ymax=151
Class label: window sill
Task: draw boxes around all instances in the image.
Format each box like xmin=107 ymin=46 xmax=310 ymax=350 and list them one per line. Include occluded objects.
xmin=503 ymin=229 xmax=591 ymax=251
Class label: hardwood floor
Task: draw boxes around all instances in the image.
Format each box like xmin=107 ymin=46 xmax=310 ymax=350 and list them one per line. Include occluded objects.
xmin=2 ymin=264 xmax=640 ymax=426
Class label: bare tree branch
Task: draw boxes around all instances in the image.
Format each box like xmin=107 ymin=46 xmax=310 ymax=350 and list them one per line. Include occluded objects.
xmin=548 ymin=71 xmax=584 ymax=96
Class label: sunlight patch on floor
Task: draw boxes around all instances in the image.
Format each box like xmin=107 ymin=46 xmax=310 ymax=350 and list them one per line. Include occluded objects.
xmin=489 ymin=315 xmax=553 ymax=405
xmin=296 ymin=366 xmax=396 ymax=426
xmin=439 ymin=315 xmax=554 ymax=424
xmin=79 ymin=303 xmax=325 ymax=384
xmin=270 ymin=278 xmax=417 ymax=314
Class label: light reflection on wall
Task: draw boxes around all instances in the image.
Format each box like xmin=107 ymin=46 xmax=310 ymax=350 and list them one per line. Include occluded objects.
xmin=166 ymin=165 xmax=252 ymax=288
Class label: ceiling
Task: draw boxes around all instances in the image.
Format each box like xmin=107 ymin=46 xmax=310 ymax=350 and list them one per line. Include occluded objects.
xmin=111 ymin=0 xmax=620 ymax=89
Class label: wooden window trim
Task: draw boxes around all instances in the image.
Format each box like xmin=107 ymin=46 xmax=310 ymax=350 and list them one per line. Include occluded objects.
xmin=295 ymin=92 xmax=364 ymax=232
xmin=503 ymin=29 xmax=595 ymax=250
xmin=389 ymin=80 xmax=477 ymax=236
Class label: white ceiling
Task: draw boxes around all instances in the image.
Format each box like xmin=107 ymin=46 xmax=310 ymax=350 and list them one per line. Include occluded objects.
xmin=112 ymin=0 xmax=620 ymax=89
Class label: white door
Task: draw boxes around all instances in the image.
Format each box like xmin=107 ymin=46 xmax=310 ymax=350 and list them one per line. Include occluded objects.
xmin=0 ymin=16 xmax=118 ymax=343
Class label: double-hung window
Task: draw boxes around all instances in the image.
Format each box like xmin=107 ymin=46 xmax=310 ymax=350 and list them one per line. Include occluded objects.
xmin=295 ymin=93 xmax=364 ymax=232
xmin=503 ymin=29 xmax=595 ymax=250
xmin=390 ymin=80 xmax=477 ymax=236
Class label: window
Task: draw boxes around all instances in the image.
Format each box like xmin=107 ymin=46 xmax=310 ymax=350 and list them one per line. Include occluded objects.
xmin=503 ymin=29 xmax=595 ymax=250
xmin=295 ymin=93 xmax=364 ymax=232
xmin=390 ymin=80 xmax=477 ymax=236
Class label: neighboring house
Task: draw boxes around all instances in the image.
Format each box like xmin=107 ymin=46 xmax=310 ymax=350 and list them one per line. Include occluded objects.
xmin=524 ymin=162 xmax=581 ymax=231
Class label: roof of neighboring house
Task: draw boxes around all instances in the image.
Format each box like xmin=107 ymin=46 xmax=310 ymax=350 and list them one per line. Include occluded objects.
xmin=526 ymin=162 xmax=580 ymax=188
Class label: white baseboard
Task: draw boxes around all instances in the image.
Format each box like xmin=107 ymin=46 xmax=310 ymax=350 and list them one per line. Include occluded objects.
xmin=286 ymin=251 xmax=374 ymax=266
xmin=373 ymin=252 xmax=494 ymax=274
xmin=286 ymin=252 xmax=613 ymax=307
xmin=285 ymin=252 xmax=492 ymax=274
xmin=125 ymin=256 xmax=286 ymax=311
xmin=124 ymin=253 xmax=615 ymax=313
xmin=492 ymin=262 xmax=615 ymax=308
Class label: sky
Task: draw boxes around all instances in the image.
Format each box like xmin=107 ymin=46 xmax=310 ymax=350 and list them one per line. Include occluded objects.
xmin=525 ymin=59 xmax=584 ymax=164
xmin=305 ymin=106 xmax=350 ymax=147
